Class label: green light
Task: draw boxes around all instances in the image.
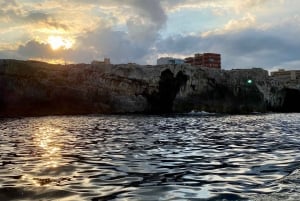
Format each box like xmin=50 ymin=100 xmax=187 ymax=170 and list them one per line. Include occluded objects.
xmin=247 ymin=79 xmax=253 ymax=84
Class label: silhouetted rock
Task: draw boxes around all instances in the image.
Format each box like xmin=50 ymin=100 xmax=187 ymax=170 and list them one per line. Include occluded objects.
xmin=0 ymin=59 xmax=299 ymax=116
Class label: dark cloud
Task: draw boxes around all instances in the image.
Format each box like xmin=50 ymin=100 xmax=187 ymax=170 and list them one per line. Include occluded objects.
xmin=18 ymin=40 xmax=52 ymax=58
xmin=0 ymin=50 xmax=19 ymax=60
xmin=17 ymin=40 xmax=69 ymax=60
xmin=74 ymin=27 xmax=150 ymax=64
xmin=156 ymin=35 xmax=202 ymax=54
xmin=16 ymin=28 xmax=150 ymax=64
xmin=130 ymin=0 xmax=167 ymax=27
xmin=126 ymin=0 xmax=167 ymax=42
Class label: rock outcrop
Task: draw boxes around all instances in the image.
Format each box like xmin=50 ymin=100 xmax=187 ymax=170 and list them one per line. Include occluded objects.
xmin=0 ymin=59 xmax=299 ymax=116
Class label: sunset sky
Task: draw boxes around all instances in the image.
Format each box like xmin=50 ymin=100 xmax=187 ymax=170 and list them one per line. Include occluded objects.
xmin=1 ymin=0 xmax=299 ymax=70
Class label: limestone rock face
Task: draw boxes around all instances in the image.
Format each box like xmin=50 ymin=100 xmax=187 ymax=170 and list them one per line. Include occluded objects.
xmin=0 ymin=60 xmax=299 ymax=116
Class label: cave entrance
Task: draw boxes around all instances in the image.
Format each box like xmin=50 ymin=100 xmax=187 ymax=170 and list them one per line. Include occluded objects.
xmin=146 ymin=69 xmax=188 ymax=113
xmin=281 ymin=88 xmax=300 ymax=112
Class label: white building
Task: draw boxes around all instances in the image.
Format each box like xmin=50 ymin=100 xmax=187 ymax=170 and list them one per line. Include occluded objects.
xmin=91 ymin=58 xmax=110 ymax=65
xmin=157 ymin=57 xmax=185 ymax=65
xmin=271 ymin=69 xmax=300 ymax=81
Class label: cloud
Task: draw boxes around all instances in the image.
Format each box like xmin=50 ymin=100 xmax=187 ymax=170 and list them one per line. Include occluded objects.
xmin=202 ymin=13 xmax=256 ymax=36
xmin=0 ymin=50 xmax=19 ymax=60
xmin=72 ymin=26 xmax=151 ymax=64
xmin=156 ymin=16 xmax=300 ymax=69
xmin=25 ymin=12 xmax=48 ymax=22
xmin=17 ymin=40 xmax=72 ymax=61
xmin=0 ymin=0 xmax=69 ymax=32
xmin=1 ymin=0 xmax=168 ymax=64
xmin=271 ymin=60 xmax=300 ymax=72
xmin=17 ymin=40 xmax=54 ymax=58
xmin=162 ymin=0 xmax=272 ymax=13
xmin=16 ymin=28 xmax=151 ymax=64
xmin=127 ymin=0 xmax=167 ymax=41
xmin=48 ymin=0 xmax=168 ymax=64
xmin=236 ymin=0 xmax=269 ymax=9
xmin=1 ymin=0 xmax=300 ymax=71
xmin=222 ymin=13 xmax=256 ymax=32
xmin=71 ymin=1 xmax=166 ymax=29
xmin=132 ymin=0 xmax=167 ymax=26
xmin=0 ymin=0 xmax=22 ymax=22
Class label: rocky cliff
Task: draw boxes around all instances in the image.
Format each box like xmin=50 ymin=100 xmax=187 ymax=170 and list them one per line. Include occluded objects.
xmin=0 ymin=59 xmax=299 ymax=116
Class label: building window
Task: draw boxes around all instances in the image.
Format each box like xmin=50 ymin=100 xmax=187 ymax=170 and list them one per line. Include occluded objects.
xmin=209 ymin=58 xmax=215 ymax=62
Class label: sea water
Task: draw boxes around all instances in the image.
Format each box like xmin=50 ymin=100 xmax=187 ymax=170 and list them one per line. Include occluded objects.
xmin=0 ymin=113 xmax=299 ymax=201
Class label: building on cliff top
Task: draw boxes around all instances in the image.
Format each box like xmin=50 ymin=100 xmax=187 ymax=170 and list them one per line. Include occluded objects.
xmin=91 ymin=58 xmax=110 ymax=65
xmin=184 ymin=53 xmax=221 ymax=69
xmin=271 ymin=69 xmax=300 ymax=81
xmin=157 ymin=57 xmax=185 ymax=65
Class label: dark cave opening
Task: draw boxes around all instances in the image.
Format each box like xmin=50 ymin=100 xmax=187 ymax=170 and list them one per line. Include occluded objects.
xmin=281 ymin=88 xmax=300 ymax=112
xmin=145 ymin=69 xmax=188 ymax=113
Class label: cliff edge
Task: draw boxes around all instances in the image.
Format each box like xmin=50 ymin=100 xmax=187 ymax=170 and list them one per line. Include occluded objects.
xmin=0 ymin=60 xmax=299 ymax=116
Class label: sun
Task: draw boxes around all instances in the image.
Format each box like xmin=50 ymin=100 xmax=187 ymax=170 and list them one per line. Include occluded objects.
xmin=48 ymin=36 xmax=73 ymax=50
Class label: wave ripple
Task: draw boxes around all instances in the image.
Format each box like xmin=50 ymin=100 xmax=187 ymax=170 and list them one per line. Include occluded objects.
xmin=0 ymin=114 xmax=300 ymax=200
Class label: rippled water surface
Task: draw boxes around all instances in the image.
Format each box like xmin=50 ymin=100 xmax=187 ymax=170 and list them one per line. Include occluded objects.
xmin=0 ymin=114 xmax=300 ymax=201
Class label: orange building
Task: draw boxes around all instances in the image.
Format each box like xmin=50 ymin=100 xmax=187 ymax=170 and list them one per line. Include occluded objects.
xmin=185 ymin=53 xmax=221 ymax=69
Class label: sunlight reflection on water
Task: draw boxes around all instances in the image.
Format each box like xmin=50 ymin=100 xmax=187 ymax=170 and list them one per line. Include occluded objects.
xmin=33 ymin=126 xmax=62 ymax=168
xmin=0 ymin=114 xmax=300 ymax=200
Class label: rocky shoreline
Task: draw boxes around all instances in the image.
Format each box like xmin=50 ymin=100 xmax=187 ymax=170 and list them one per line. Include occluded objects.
xmin=0 ymin=59 xmax=300 ymax=117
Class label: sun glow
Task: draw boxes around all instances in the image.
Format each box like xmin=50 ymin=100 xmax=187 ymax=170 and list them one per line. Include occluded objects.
xmin=48 ymin=36 xmax=73 ymax=50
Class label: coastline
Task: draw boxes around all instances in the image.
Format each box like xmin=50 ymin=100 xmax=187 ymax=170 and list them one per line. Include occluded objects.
xmin=1 ymin=59 xmax=300 ymax=117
